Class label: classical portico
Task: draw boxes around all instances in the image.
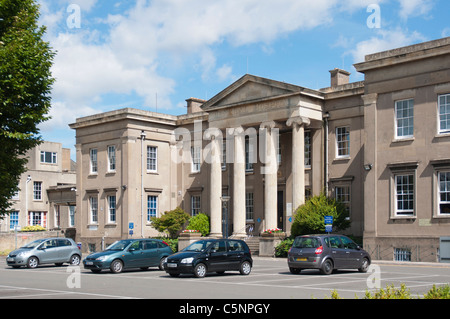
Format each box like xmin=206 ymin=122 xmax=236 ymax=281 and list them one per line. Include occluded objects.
xmin=201 ymin=74 xmax=323 ymax=238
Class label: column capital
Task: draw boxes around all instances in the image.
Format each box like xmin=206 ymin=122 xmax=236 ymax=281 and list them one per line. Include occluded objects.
xmin=260 ymin=121 xmax=283 ymax=130
xmin=286 ymin=116 xmax=310 ymax=128
xmin=362 ymin=93 xmax=378 ymax=106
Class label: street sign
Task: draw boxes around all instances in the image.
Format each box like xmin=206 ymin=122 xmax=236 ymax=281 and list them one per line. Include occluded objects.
xmin=129 ymin=222 xmax=134 ymax=230
xmin=325 ymin=225 xmax=333 ymax=233
xmin=324 ymin=216 xmax=333 ymax=225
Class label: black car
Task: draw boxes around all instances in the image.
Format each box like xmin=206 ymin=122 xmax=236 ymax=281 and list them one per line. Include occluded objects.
xmin=163 ymin=239 xmax=253 ymax=278
xmin=288 ymin=234 xmax=371 ymax=275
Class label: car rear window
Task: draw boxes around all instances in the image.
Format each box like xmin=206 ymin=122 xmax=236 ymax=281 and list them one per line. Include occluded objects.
xmin=292 ymin=237 xmax=321 ymax=249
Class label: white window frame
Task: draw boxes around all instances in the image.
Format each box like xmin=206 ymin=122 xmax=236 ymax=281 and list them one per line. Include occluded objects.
xmin=438 ymin=171 xmax=450 ymax=216
xmin=69 ymin=206 xmax=75 ymax=227
xmin=395 ymin=99 xmax=414 ymax=139
xmin=40 ymin=151 xmax=57 ymax=164
xmin=336 ymin=126 xmax=350 ymax=158
xmin=394 ymin=174 xmax=415 ymax=217
xmin=33 ymin=181 xmax=42 ymax=201
xmin=191 ymin=146 xmax=201 ymax=173
xmin=147 ymin=195 xmax=158 ymax=221
xmin=89 ymin=196 xmax=98 ymax=224
xmin=147 ymin=146 xmax=158 ymax=173
xmin=107 ymin=145 xmax=116 ymax=172
xmin=438 ymin=94 xmax=450 ymax=134
xmin=90 ymin=148 xmax=98 ymax=174
xmin=107 ymin=195 xmax=116 ymax=223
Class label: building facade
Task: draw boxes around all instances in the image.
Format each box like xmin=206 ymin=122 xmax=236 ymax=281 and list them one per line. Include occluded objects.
xmin=1 ymin=141 xmax=77 ymax=234
xmin=70 ymin=37 xmax=450 ymax=261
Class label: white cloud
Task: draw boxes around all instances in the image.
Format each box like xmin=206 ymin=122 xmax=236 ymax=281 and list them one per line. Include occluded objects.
xmin=397 ymin=0 xmax=434 ymax=20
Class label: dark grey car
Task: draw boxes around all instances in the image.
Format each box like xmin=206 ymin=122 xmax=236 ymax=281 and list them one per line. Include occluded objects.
xmin=288 ymin=234 xmax=371 ymax=275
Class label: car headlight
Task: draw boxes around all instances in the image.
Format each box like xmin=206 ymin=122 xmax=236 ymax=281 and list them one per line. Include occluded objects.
xmin=17 ymin=252 xmax=27 ymax=258
xmin=180 ymin=257 xmax=194 ymax=264
xmin=163 ymin=257 xmax=168 ymax=263
xmin=96 ymin=256 xmax=108 ymax=261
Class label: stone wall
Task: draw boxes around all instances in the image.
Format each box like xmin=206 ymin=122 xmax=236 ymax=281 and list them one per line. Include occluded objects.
xmin=0 ymin=231 xmax=61 ymax=253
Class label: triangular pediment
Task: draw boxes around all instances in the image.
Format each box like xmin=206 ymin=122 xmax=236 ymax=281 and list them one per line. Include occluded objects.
xmin=201 ymin=74 xmax=306 ymax=111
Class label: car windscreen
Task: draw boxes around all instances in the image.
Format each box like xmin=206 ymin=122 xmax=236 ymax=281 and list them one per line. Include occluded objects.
xmin=292 ymin=237 xmax=321 ymax=249
xmin=183 ymin=240 xmax=217 ymax=252
xmin=21 ymin=239 xmax=46 ymax=249
xmin=106 ymin=240 xmax=132 ymax=251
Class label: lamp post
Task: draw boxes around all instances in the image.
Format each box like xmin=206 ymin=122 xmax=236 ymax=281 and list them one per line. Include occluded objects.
xmin=220 ymin=196 xmax=230 ymax=239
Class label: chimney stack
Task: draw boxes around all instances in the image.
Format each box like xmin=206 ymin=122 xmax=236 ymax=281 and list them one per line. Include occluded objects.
xmin=186 ymin=97 xmax=206 ymax=114
xmin=329 ymin=68 xmax=350 ymax=87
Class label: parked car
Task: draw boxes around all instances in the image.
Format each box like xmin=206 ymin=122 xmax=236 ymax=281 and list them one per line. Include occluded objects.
xmin=163 ymin=239 xmax=253 ymax=278
xmin=287 ymin=234 xmax=371 ymax=275
xmin=6 ymin=238 xmax=81 ymax=269
xmin=83 ymin=239 xmax=173 ymax=273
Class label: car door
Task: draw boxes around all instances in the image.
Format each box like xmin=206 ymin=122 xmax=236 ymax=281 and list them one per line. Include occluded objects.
xmin=38 ymin=239 xmax=60 ymax=264
xmin=207 ymin=240 xmax=228 ymax=271
xmin=126 ymin=240 xmax=146 ymax=268
xmin=226 ymin=240 xmax=245 ymax=270
xmin=57 ymin=239 xmax=74 ymax=262
xmin=339 ymin=236 xmax=361 ymax=268
xmin=143 ymin=240 xmax=159 ymax=266
xmin=327 ymin=236 xmax=346 ymax=268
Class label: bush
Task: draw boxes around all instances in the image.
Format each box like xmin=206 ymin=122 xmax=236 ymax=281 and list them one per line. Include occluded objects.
xmin=423 ymin=285 xmax=450 ymax=299
xmin=20 ymin=225 xmax=46 ymax=232
xmin=274 ymin=238 xmax=294 ymax=257
xmin=150 ymin=207 xmax=190 ymax=239
xmin=291 ymin=193 xmax=350 ymax=237
xmin=186 ymin=213 xmax=210 ymax=237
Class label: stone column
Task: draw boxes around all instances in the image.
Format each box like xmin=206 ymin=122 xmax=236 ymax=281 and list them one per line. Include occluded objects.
xmin=287 ymin=116 xmax=310 ymax=210
xmin=208 ymin=133 xmax=222 ymax=238
xmin=260 ymin=122 xmax=279 ymax=230
xmin=232 ymin=127 xmax=246 ymax=238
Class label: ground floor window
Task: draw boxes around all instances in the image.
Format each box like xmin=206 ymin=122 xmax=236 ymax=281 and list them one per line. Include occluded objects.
xmin=191 ymin=195 xmax=201 ymax=216
xmin=28 ymin=211 xmax=47 ymax=228
xmin=395 ymin=174 xmax=415 ymax=216
xmin=438 ymin=171 xmax=450 ymax=215
xmin=246 ymin=193 xmax=254 ymax=221
xmin=147 ymin=195 xmax=158 ymax=221
xmin=9 ymin=211 xmax=19 ymax=230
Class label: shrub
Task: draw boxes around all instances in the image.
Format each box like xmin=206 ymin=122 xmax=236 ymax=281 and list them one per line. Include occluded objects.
xmin=20 ymin=225 xmax=46 ymax=232
xmin=423 ymin=285 xmax=450 ymax=299
xmin=186 ymin=213 xmax=210 ymax=237
xmin=150 ymin=207 xmax=190 ymax=239
xmin=291 ymin=193 xmax=350 ymax=237
xmin=274 ymin=238 xmax=294 ymax=257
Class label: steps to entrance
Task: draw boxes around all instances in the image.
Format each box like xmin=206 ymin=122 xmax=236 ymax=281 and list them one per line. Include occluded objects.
xmin=245 ymin=236 xmax=260 ymax=256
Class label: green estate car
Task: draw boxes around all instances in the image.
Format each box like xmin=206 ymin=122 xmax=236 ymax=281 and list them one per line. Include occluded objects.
xmin=83 ymin=239 xmax=173 ymax=273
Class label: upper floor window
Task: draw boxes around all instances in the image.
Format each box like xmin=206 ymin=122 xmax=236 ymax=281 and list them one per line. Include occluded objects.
xmin=90 ymin=149 xmax=98 ymax=174
xmin=395 ymin=99 xmax=414 ymax=139
xmin=336 ymin=127 xmax=350 ymax=158
xmin=107 ymin=146 xmax=116 ymax=172
xmin=191 ymin=146 xmax=201 ymax=173
xmin=305 ymin=131 xmax=311 ymax=168
xmin=40 ymin=151 xmax=57 ymax=164
xmin=439 ymin=94 xmax=450 ymax=134
xmin=147 ymin=146 xmax=158 ymax=172
xmin=33 ymin=181 xmax=42 ymax=200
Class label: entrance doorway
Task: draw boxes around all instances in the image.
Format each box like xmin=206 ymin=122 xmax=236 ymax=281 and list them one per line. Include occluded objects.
xmin=277 ymin=191 xmax=284 ymax=230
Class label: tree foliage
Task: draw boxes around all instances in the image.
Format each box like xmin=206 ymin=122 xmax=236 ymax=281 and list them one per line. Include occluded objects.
xmin=291 ymin=193 xmax=351 ymax=237
xmin=150 ymin=207 xmax=190 ymax=239
xmin=0 ymin=0 xmax=55 ymax=216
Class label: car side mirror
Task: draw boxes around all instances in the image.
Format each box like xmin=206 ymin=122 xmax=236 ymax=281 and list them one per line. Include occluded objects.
xmin=128 ymin=248 xmax=135 ymax=252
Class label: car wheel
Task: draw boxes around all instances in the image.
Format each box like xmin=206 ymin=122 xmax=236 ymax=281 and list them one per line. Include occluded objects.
xmin=239 ymin=261 xmax=252 ymax=275
xmin=70 ymin=254 xmax=81 ymax=266
xmin=358 ymin=258 xmax=370 ymax=273
xmin=290 ymin=267 xmax=301 ymax=274
xmin=194 ymin=263 xmax=207 ymax=278
xmin=27 ymin=257 xmax=39 ymax=269
xmin=159 ymin=257 xmax=166 ymax=270
xmin=110 ymin=259 xmax=124 ymax=273
xmin=320 ymin=259 xmax=333 ymax=275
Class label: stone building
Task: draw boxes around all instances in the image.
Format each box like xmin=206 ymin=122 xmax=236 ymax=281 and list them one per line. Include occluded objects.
xmin=70 ymin=37 xmax=450 ymax=261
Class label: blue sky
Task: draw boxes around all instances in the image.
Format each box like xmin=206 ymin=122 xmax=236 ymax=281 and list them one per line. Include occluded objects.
xmin=36 ymin=0 xmax=450 ymax=158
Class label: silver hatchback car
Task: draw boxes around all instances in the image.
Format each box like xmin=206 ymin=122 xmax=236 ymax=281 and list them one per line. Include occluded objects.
xmin=6 ymin=238 xmax=81 ymax=269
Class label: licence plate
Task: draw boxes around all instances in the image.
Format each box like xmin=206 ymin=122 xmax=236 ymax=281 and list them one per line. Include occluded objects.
xmin=6 ymin=257 xmax=14 ymax=262
xmin=167 ymin=263 xmax=177 ymax=268
xmin=296 ymin=258 xmax=307 ymax=261
xmin=85 ymin=261 xmax=93 ymax=265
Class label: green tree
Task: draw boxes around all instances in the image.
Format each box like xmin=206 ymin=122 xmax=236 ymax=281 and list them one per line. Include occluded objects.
xmin=291 ymin=193 xmax=350 ymax=237
xmin=0 ymin=0 xmax=55 ymax=217
xmin=150 ymin=207 xmax=190 ymax=239
xmin=186 ymin=213 xmax=210 ymax=237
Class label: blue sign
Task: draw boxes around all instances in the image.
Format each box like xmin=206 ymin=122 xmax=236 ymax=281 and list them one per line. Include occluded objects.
xmin=129 ymin=222 xmax=134 ymax=229
xmin=324 ymin=216 xmax=333 ymax=225
xmin=129 ymin=230 xmax=134 ymax=236
xmin=325 ymin=225 xmax=333 ymax=233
